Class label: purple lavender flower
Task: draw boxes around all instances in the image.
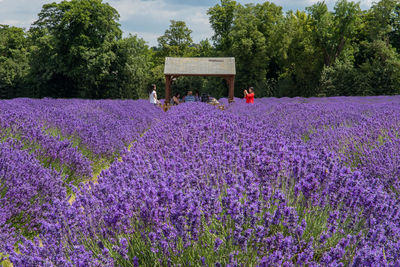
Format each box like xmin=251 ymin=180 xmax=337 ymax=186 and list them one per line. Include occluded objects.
xmin=2 ymin=96 xmax=400 ymax=266
xmin=214 ymin=238 xmax=223 ymax=252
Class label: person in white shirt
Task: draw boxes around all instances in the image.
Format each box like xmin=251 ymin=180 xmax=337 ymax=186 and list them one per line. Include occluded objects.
xmin=149 ymin=84 xmax=160 ymax=105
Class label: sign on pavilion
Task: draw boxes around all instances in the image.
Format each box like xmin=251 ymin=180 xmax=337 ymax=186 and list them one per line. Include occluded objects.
xmin=164 ymin=57 xmax=236 ymax=104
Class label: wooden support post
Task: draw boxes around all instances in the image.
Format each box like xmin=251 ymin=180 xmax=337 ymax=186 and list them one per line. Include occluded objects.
xmin=165 ymin=75 xmax=172 ymax=105
xmin=227 ymin=76 xmax=235 ymax=103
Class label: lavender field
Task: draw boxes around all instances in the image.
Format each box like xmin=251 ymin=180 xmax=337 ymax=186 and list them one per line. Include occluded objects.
xmin=1 ymin=96 xmax=400 ymax=266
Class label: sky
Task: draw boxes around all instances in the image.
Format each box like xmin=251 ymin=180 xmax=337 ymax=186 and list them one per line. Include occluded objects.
xmin=0 ymin=0 xmax=374 ymax=47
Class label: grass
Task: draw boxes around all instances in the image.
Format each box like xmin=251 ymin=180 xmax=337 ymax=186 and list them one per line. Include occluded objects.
xmin=0 ymin=251 xmax=11 ymax=267
xmin=44 ymin=126 xmax=116 ymax=181
xmin=1 ymin=259 xmax=12 ymax=267
xmin=78 ymin=216 xmax=260 ymax=266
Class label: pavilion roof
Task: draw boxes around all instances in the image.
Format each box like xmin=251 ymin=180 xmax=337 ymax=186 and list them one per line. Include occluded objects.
xmin=164 ymin=57 xmax=236 ymax=76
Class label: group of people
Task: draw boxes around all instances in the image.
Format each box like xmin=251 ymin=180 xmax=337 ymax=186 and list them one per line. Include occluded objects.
xmin=149 ymin=84 xmax=220 ymax=106
xmin=170 ymin=91 xmax=220 ymax=105
xmin=149 ymin=84 xmax=255 ymax=105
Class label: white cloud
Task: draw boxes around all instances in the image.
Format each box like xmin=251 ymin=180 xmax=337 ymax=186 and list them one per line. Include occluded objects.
xmin=109 ymin=0 xmax=214 ymax=46
xmin=112 ymin=0 xmax=176 ymax=22
xmin=0 ymin=19 xmax=25 ymax=25
xmin=123 ymin=30 xmax=160 ymax=45
xmin=0 ymin=0 xmax=59 ymax=29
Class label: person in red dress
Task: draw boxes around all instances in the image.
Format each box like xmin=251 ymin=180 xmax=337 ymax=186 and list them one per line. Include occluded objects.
xmin=244 ymin=87 xmax=255 ymax=104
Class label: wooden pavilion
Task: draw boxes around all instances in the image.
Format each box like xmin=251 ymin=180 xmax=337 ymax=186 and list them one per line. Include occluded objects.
xmin=164 ymin=57 xmax=236 ymax=104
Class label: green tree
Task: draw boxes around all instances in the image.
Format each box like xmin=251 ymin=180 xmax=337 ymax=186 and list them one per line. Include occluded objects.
xmin=307 ymin=0 xmax=361 ymax=67
xmin=390 ymin=4 xmax=400 ymax=51
xmin=157 ymin=20 xmax=195 ymax=57
xmin=0 ymin=25 xmax=30 ymax=98
xmin=208 ymin=1 xmax=283 ymax=97
xmin=208 ymin=0 xmax=238 ymax=53
xmin=197 ymin=39 xmax=215 ymax=57
xmin=29 ymin=0 xmax=121 ymax=98
xmin=357 ymin=39 xmax=400 ymax=95
xmin=104 ymin=35 xmax=153 ymax=99
xmin=320 ymin=0 xmax=400 ymax=97
xmin=319 ymin=58 xmax=367 ymax=96
xmin=364 ymin=0 xmax=398 ymax=39
xmin=363 ymin=0 xmax=400 ymax=51
xmin=277 ymin=10 xmax=324 ymax=97
xmin=229 ymin=4 xmax=264 ymax=96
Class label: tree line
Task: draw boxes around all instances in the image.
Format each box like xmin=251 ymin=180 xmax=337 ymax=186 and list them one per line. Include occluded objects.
xmin=0 ymin=0 xmax=399 ymax=99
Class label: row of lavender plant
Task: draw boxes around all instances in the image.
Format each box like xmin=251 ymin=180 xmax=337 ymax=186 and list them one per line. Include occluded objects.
xmin=228 ymin=96 xmax=400 ymax=194
xmin=5 ymin=98 xmax=400 ymax=265
xmin=0 ymin=98 xmax=164 ymax=178
xmin=0 ymin=139 xmax=67 ymax=254
xmin=0 ymin=99 xmax=164 ymax=262
xmin=0 ymin=100 xmax=92 ymax=181
xmin=26 ymin=99 xmax=163 ymax=157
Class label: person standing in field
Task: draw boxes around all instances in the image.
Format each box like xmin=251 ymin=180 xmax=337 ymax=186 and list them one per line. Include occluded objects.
xmin=149 ymin=84 xmax=160 ymax=105
xmin=244 ymin=87 xmax=255 ymax=104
